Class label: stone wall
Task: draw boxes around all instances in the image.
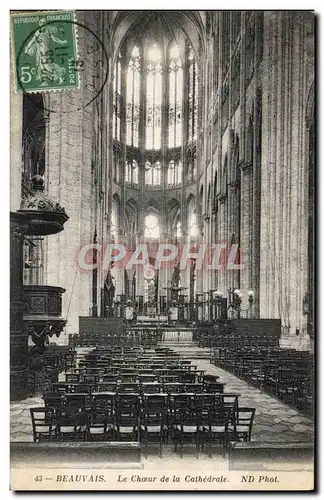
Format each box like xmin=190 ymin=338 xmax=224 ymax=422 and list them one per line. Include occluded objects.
xmin=199 ymin=11 xmax=314 ymax=348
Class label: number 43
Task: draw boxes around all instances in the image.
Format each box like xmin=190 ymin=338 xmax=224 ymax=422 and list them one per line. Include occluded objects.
xmin=34 ymin=475 xmax=43 ymax=482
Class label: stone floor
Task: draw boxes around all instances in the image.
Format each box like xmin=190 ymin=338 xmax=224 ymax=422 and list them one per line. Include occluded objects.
xmin=10 ymin=345 xmax=314 ymax=446
xmin=169 ymin=344 xmax=314 ymax=444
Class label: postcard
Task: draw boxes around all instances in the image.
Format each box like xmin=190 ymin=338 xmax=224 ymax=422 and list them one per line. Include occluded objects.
xmin=9 ymin=8 xmax=315 ymax=491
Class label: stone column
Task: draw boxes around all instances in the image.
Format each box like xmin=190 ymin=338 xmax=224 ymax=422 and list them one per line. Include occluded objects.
xmin=239 ymin=161 xmax=253 ymax=317
xmin=217 ymin=193 xmax=227 ymax=294
xmin=10 ymin=212 xmax=29 ymax=400
xmin=135 ymin=230 xmax=145 ymax=300
xmin=228 ymin=181 xmax=240 ymax=290
xmin=210 ymin=208 xmax=218 ymax=290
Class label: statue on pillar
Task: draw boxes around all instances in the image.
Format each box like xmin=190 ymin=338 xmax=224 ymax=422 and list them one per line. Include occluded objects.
xmin=171 ymin=262 xmax=181 ymax=301
xmin=104 ymin=270 xmax=115 ymax=317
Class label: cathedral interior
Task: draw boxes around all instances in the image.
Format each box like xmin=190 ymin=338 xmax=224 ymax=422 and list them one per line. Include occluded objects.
xmin=10 ymin=10 xmax=315 ymax=471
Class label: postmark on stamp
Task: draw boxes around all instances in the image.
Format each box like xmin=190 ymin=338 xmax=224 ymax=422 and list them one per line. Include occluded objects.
xmin=11 ymin=11 xmax=79 ymax=93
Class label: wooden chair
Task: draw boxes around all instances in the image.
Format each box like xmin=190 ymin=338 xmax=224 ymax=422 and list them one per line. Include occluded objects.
xmin=228 ymin=407 xmax=255 ymax=442
xmin=163 ymin=382 xmax=184 ymax=394
xmin=202 ymin=408 xmax=230 ymax=457
xmin=114 ymin=395 xmax=139 ymax=442
xmin=87 ymin=395 xmax=115 ymax=442
xmin=140 ymin=395 xmax=168 ymax=457
xmin=42 ymin=392 xmax=63 ymax=410
xmin=56 ymin=410 xmax=88 ymax=442
xmin=141 ymin=382 xmax=163 ymax=394
xmin=62 ymin=393 xmax=89 ymax=416
xmin=102 ymin=374 xmax=118 ymax=384
xmin=172 ymin=406 xmax=202 ymax=458
xmin=182 ymin=383 xmax=204 ymax=394
xmin=181 ymin=372 xmax=198 ymax=384
xmin=30 ymin=407 xmax=57 ymax=443
xmin=65 ymin=373 xmax=80 ymax=384
xmin=117 ymin=383 xmax=140 ymax=394
xmin=97 ymin=382 xmax=117 ymax=393
xmin=204 ymin=381 xmax=225 ymax=394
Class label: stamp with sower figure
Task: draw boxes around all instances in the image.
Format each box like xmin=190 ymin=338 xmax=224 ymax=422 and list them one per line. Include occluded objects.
xmin=11 ymin=11 xmax=80 ymax=93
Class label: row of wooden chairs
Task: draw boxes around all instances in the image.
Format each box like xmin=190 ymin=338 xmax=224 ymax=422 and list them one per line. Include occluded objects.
xmin=31 ymin=395 xmax=254 ymax=457
xmin=31 ymin=345 xmax=255 ymax=456
xmin=212 ymin=346 xmax=313 ymax=416
xmin=69 ymin=331 xmax=162 ymax=348
xmin=197 ymin=329 xmax=280 ymax=349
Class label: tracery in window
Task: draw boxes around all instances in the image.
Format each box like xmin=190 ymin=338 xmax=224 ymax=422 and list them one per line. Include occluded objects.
xmin=125 ymin=157 xmax=139 ymax=185
xmin=186 ymin=42 xmax=198 ymax=184
xmin=126 ymin=46 xmax=141 ymax=147
xmin=113 ymin=53 xmax=122 ymax=141
xmin=167 ymin=159 xmax=182 ymax=186
xmin=168 ymin=44 xmax=183 ymax=149
xmin=115 ymin=32 xmax=200 ymax=191
xmin=145 ymin=159 xmax=161 ymax=185
xmin=145 ymin=44 xmax=162 ymax=150
xmin=188 ymin=43 xmax=198 ymax=144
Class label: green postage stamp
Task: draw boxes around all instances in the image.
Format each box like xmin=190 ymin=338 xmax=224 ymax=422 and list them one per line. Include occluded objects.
xmin=11 ymin=11 xmax=79 ymax=93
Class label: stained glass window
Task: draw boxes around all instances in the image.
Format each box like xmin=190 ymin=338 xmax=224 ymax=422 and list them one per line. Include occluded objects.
xmin=145 ymin=159 xmax=161 ymax=185
xmin=145 ymin=44 xmax=162 ymax=150
xmin=126 ymin=46 xmax=141 ymax=147
xmin=113 ymin=53 xmax=122 ymax=141
xmin=117 ymin=36 xmax=199 ymax=191
xmin=187 ymin=42 xmax=198 ymax=183
xmin=168 ymin=44 xmax=183 ymax=149
xmin=188 ymin=44 xmax=198 ymax=144
xmin=125 ymin=158 xmax=139 ymax=185
xmin=167 ymin=159 xmax=182 ymax=185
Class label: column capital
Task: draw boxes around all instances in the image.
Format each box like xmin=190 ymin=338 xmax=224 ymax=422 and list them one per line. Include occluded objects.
xmin=217 ymin=193 xmax=227 ymax=204
xmin=228 ymin=180 xmax=240 ymax=193
xmin=239 ymin=160 xmax=252 ymax=175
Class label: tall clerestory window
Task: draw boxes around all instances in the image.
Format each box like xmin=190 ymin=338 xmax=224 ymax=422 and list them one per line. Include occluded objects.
xmin=187 ymin=44 xmax=198 ymax=144
xmin=167 ymin=44 xmax=183 ymax=186
xmin=145 ymin=159 xmax=161 ymax=185
xmin=187 ymin=43 xmax=198 ymax=182
xmin=145 ymin=44 xmax=163 ymax=151
xmin=126 ymin=46 xmax=141 ymax=148
xmin=113 ymin=53 xmax=122 ymax=142
xmin=113 ymin=36 xmax=198 ymax=189
xmin=168 ymin=44 xmax=183 ymax=149
xmin=112 ymin=53 xmax=122 ymax=183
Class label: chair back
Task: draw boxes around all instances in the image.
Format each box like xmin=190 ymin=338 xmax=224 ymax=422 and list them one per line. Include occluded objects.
xmin=30 ymin=407 xmax=56 ymax=442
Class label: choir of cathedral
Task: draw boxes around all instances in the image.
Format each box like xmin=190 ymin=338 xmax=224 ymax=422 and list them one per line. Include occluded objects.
xmin=10 ymin=11 xmax=314 ymax=463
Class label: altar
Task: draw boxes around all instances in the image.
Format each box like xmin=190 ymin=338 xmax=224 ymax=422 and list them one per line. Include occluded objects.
xmin=162 ymin=328 xmax=193 ymax=341
xmin=137 ymin=315 xmax=168 ymax=324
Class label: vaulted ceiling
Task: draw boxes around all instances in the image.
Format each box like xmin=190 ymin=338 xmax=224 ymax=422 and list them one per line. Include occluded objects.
xmin=108 ymin=11 xmax=207 ymax=63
